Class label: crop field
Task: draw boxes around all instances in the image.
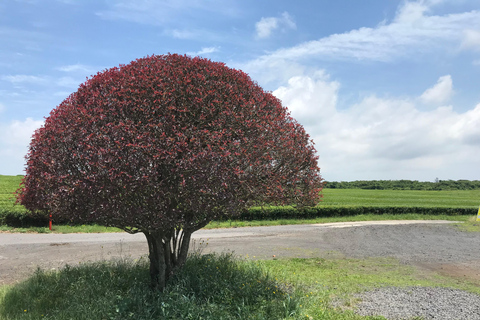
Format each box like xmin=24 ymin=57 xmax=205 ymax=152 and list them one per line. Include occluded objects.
xmin=1 ymin=175 xmax=479 ymax=215
xmin=320 ymin=188 xmax=480 ymax=208
xmin=0 ymin=175 xmax=23 ymax=214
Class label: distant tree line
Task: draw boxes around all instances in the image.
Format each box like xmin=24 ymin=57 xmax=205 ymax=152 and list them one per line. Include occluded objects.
xmin=324 ymin=180 xmax=480 ymax=190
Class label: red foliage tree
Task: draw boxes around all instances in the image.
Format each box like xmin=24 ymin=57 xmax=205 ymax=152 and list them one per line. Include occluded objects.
xmin=17 ymin=54 xmax=322 ymax=290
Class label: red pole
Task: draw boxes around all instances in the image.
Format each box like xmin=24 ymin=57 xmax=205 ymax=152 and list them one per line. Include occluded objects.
xmin=49 ymin=214 xmax=52 ymax=231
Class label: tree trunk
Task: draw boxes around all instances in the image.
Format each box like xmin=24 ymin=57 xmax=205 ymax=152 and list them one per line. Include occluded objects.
xmin=144 ymin=228 xmax=193 ymax=291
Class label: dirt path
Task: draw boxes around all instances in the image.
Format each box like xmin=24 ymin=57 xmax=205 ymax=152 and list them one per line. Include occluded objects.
xmin=1 ymin=220 xmax=479 ymax=285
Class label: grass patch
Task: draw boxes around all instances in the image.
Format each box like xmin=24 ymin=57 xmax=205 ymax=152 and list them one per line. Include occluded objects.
xmin=205 ymin=214 xmax=471 ymax=229
xmin=0 ymin=224 xmax=122 ymax=234
xmin=0 ymin=254 xmax=301 ymax=320
xmin=1 ymin=254 xmax=478 ymax=320
xmin=263 ymin=257 xmax=480 ymax=319
xmin=454 ymin=216 xmax=480 ymax=232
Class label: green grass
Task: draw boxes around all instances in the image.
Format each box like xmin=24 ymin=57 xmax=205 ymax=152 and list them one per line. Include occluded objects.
xmin=0 ymin=254 xmax=301 ymax=320
xmin=263 ymin=257 xmax=480 ymax=319
xmin=1 ymin=253 xmax=478 ymax=320
xmin=320 ymin=188 xmax=480 ymax=208
xmin=0 ymin=224 xmax=122 ymax=233
xmin=0 ymin=175 xmax=23 ymax=214
xmin=205 ymin=214 xmax=472 ymax=229
xmin=0 ymin=214 xmax=473 ymax=233
xmin=454 ymin=215 xmax=480 ymax=232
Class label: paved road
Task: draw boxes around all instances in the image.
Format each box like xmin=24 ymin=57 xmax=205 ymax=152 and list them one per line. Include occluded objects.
xmin=1 ymin=220 xmax=479 ymax=285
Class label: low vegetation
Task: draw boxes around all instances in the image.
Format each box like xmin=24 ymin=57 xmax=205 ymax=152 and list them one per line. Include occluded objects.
xmin=1 ymin=252 xmax=478 ymax=320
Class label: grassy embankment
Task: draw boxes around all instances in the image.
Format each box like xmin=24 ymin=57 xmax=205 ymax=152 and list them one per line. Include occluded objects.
xmin=1 ymin=175 xmax=479 ymax=232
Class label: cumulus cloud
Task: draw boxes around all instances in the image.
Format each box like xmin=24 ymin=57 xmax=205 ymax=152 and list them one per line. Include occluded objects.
xmin=420 ymin=75 xmax=453 ymax=105
xmin=272 ymin=72 xmax=480 ymax=181
xmin=273 ymin=71 xmax=339 ymax=125
xmin=255 ymin=12 xmax=296 ymax=39
xmin=0 ymin=118 xmax=44 ymax=175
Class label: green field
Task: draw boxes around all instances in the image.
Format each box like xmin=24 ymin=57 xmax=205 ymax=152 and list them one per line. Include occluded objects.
xmin=2 ymin=175 xmax=479 ymax=215
xmin=0 ymin=175 xmax=23 ymax=214
xmin=320 ymin=188 xmax=480 ymax=208
xmin=2 ymin=175 xmax=479 ymax=231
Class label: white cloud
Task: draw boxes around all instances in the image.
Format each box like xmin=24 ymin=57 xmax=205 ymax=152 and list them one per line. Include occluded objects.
xmin=1 ymin=74 xmax=48 ymax=85
xmin=255 ymin=12 xmax=296 ymax=39
xmin=243 ymin=1 xmax=480 ymax=80
xmin=167 ymin=29 xmax=197 ymax=39
xmin=272 ymin=72 xmax=480 ymax=181
xmin=420 ymin=75 xmax=453 ymax=105
xmin=394 ymin=1 xmax=429 ymax=24
xmin=255 ymin=17 xmax=278 ymax=39
xmin=187 ymin=46 xmax=220 ymax=57
xmin=165 ymin=28 xmax=221 ymax=41
xmin=0 ymin=118 xmax=44 ymax=175
xmin=97 ymin=0 xmax=239 ymax=25
xmin=461 ymin=29 xmax=480 ymax=51
xmin=56 ymin=76 xmax=81 ymax=88
xmin=57 ymin=64 xmax=96 ymax=74
xmin=273 ymin=71 xmax=339 ymax=125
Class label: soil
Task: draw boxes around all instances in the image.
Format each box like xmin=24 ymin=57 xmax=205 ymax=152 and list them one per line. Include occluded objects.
xmin=1 ymin=220 xmax=479 ymax=286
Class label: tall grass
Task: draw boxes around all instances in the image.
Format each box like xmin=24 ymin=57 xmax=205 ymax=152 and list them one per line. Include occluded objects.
xmin=0 ymin=253 xmax=301 ymax=320
xmin=2 ymin=253 xmax=479 ymax=319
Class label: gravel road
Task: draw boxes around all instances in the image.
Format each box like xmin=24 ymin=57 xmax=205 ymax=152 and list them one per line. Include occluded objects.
xmin=1 ymin=220 xmax=479 ymax=319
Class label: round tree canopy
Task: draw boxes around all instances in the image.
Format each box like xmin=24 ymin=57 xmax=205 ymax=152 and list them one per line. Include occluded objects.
xmin=18 ymin=54 xmax=322 ymax=232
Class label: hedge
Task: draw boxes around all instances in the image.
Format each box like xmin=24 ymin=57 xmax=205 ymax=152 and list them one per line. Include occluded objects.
xmin=2 ymin=206 xmax=476 ymax=228
xmin=0 ymin=209 xmax=70 ymax=228
xmin=235 ymin=206 xmax=477 ymax=221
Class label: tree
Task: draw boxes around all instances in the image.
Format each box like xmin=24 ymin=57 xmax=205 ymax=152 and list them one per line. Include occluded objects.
xmin=17 ymin=54 xmax=323 ymax=290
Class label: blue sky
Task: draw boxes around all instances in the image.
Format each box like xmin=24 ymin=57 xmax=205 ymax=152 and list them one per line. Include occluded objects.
xmin=1 ymin=0 xmax=480 ymax=181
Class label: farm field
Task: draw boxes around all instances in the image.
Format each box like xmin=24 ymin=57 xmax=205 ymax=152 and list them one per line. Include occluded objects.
xmin=2 ymin=175 xmax=480 ymax=216
xmin=320 ymin=188 xmax=480 ymax=208
xmin=0 ymin=175 xmax=23 ymax=214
